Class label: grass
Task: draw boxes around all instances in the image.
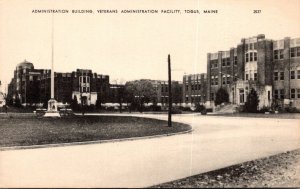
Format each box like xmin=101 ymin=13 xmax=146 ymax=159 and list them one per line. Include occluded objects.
xmin=0 ymin=115 xmax=191 ymax=147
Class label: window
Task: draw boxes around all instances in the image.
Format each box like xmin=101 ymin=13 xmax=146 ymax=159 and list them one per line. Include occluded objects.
xmin=290 ymin=48 xmax=295 ymax=57
xmin=246 ymin=74 xmax=249 ymax=80
xmin=222 ymin=59 xmax=226 ymax=66
xmin=250 ymin=43 xmax=253 ymax=50
xmin=245 ymin=53 xmax=249 ymax=62
xmin=185 ymin=85 xmax=188 ymax=91
xmin=222 ymin=76 xmax=226 ymax=85
xmin=83 ymin=77 xmax=86 ymax=83
xmin=254 ymin=52 xmax=257 ymax=61
xmin=250 ymin=52 xmax=253 ymax=61
xmin=274 ymin=90 xmax=278 ymax=99
xmin=280 ymin=72 xmax=284 ymax=80
xmin=226 ymin=58 xmax=230 ymax=66
xmin=254 ymin=73 xmax=258 ymax=81
xmin=215 ymin=77 xmax=218 ymax=85
xmin=280 ymin=89 xmax=284 ymax=99
xmin=279 ymin=50 xmax=284 ymax=59
xmin=214 ymin=62 xmax=218 ymax=68
xmin=274 ymin=72 xmax=278 ymax=81
xmin=274 ymin=50 xmax=278 ymax=60
xmin=291 ymin=71 xmax=295 ymax=79
xmin=227 ymin=76 xmax=230 ymax=84
xmin=210 ymin=93 xmax=214 ymax=101
xmin=291 ymin=47 xmax=300 ymax=57
xmin=298 ymin=70 xmax=300 ymax=79
xmin=291 ymin=89 xmax=295 ymax=99
xmin=298 ymin=89 xmax=300 ymax=98
xmin=211 ymin=77 xmax=214 ymax=85
xmin=234 ymin=56 xmax=237 ymax=65
xmin=254 ymin=43 xmax=257 ymax=50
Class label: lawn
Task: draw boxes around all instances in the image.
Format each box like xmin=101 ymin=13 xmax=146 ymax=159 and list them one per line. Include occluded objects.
xmin=0 ymin=115 xmax=191 ymax=147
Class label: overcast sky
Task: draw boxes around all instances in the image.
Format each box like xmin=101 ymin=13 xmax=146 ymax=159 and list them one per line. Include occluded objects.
xmin=1 ymin=0 xmax=300 ymax=92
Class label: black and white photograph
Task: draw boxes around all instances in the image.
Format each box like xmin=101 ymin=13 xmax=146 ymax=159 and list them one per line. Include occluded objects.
xmin=0 ymin=0 xmax=299 ymax=188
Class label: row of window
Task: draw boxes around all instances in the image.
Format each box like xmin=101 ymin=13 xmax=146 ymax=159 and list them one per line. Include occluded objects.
xmin=274 ymin=49 xmax=284 ymax=60
xmin=80 ymin=76 xmax=90 ymax=83
xmin=245 ymin=52 xmax=257 ymax=62
xmin=291 ymin=89 xmax=300 ymax=99
xmin=274 ymin=70 xmax=300 ymax=80
xmin=81 ymin=86 xmax=90 ymax=93
xmin=274 ymin=89 xmax=285 ymax=99
xmin=290 ymin=47 xmax=300 ymax=58
xmin=245 ymin=73 xmax=258 ymax=81
xmin=211 ymin=57 xmax=238 ymax=68
xmin=274 ymin=47 xmax=300 ymax=59
xmin=245 ymin=43 xmax=257 ymax=51
xmin=222 ymin=76 xmax=231 ymax=85
xmin=185 ymin=84 xmax=202 ymax=91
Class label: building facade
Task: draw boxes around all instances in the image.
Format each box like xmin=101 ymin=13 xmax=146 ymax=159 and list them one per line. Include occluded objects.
xmin=8 ymin=61 xmax=110 ymax=107
xmin=182 ymin=73 xmax=207 ymax=106
xmin=206 ymin=34 xmax=300 ymax=109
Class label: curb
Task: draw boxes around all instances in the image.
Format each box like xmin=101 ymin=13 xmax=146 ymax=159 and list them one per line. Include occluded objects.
xmin=0 ymin=128 xmax=193 ymax=151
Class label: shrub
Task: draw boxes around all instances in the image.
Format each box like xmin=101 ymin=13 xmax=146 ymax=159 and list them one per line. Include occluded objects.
xmin=194 ymin=102 xmax=206 ymax=112
xmin=284 ymin=107 xmax=298 ymax=113
xmin=258 ymin=106 xmax=270 ymax=113
xmin=215 ymin=88 xmax=229 ymax=106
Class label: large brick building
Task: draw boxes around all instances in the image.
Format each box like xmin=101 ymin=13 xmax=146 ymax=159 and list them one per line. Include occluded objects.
xmin=8 ymin=60 xmax=110 ymax=107
xmin=206 ymin=34 xmax=300 ymax=109
xmin=182 ymin=73 xmax=207 ymax=106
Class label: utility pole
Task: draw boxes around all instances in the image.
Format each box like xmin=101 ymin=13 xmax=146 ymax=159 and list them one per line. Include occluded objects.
xmin=168 ymin=54 xmax=172 ymax=127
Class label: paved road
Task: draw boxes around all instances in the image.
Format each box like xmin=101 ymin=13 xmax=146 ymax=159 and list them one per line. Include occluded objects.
xmin=0 ymin=114 xmax=299 ymax=187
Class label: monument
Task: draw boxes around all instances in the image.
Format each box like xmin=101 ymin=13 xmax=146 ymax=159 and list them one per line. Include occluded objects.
xmin=44 ymin=14 xmax=60 ymax=117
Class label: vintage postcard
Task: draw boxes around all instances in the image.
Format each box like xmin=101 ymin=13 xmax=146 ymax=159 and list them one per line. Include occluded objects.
xmin=0 ymin=0 xmax=299 ymax=188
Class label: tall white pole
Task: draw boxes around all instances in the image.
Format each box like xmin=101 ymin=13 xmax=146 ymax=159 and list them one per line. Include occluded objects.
xmin=51 ymin=13 xmax=54 ymax=99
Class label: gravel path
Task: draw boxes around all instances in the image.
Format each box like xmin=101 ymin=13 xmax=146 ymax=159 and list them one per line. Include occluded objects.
xmin=153 ymin=149 xmax=300 ymax=188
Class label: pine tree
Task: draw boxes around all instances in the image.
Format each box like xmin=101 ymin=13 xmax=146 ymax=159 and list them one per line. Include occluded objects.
xmin=245 ymin=88 xmax=260 ymax=113
xmin=71 ymin=96 xmax=78 ymax=111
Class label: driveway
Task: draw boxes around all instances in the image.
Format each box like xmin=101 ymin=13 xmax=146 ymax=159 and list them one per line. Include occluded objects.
xmin=0 ymin=113 xmax=299 ymax=187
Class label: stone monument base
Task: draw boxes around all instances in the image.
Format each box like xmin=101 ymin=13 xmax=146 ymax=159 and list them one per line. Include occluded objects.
xmin=44 ymin=111 xmax=60 ymax=117
xmin=44 ymin=98 xmax=60 ymax=117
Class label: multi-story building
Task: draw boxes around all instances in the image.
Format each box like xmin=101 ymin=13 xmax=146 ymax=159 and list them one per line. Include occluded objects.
xmin=182 ymin=73 xmax=207 ymax=106
xmin=8 ymin=61 xmax=110 ymax=107
xmin=207 ymin=34 xmax=300 ymax=109
xmin=155 ymin=80 xmax=182 ymax=108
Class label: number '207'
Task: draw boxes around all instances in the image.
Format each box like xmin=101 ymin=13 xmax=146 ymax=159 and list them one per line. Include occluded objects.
xmin=253 ymin=10 xmax=261 ymax=13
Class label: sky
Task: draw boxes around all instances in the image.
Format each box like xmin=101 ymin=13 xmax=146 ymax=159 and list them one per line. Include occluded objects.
xmin=1 ymin=0 xmax=300 ymax=92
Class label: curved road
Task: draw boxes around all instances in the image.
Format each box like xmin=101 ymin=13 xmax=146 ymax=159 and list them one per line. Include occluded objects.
xmin=0 ymin=113 xmax=299 ymax=187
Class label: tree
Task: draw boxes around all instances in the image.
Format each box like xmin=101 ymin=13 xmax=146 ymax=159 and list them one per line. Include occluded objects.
xmin=244 ymin=88 xmax=260 ymax=113
xmin=14 ymin=96 xmax=22 ymax=108
xmin=124 ymin=80 xmax=156 ymax=112
xmin=96 ymin=93 xmax=102 ymax=109
xmin=71 ymin=95 xmax=78 ymax=111
xmin=215 ymin=88 xmax=229 ymax=105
